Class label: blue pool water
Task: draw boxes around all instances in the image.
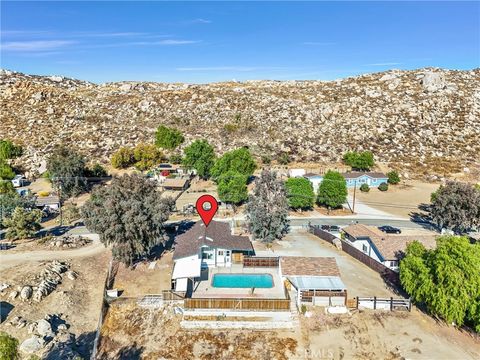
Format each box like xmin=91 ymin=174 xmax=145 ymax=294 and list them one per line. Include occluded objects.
xmin=212 ymin=274 xmax=273 ymax=288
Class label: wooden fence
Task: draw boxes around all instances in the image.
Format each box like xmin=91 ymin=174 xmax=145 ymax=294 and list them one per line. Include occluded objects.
xmin=243 ymin=256 xmax=279 ymax=268
xmin=161 ymin=290 xmax=185 ymax=301
xmin=184 ymin=297 xmax=290 ymax=311
xmin=309 ymin=225 xmax=400 ymax=286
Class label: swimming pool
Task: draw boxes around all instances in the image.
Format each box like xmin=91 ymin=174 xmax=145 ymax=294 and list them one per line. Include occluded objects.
xmin=212 ymin=273 xmax=274 ymax=288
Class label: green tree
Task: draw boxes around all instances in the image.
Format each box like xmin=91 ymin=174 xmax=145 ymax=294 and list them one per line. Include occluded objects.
xmin=343 ymin=151 xmax=375 ymax=171
xmin=359 ymin=183 xmax=370 ymax=192
xmin=182 ymin=140 xmax=215 ymax=179
xmin=430 ymin=181 xmax=480 ymax=233
xmin=387 ymin=171 xmax=401 ymax=184
xmin=133 ymin=143 xmax=164 ymax=171
xmin=82 ymin=174 xmax=173 ymax=266
xmin=378 ymin=182 xmax=389 ymax=191
xmin=0 ymin=161 xmax=15 ymax=180
xmin=0 ymin=139 xmax=23 ymax=160
xmin=400 ymin=236 xmax=480 ymax=332
xmin=3 ymin=207 xmax=42 ymax=240
xmin=211 ymin=147 xmax=256 ymax=181
xmin=317 ymin=171 xmax=347 ymax=208
xmin=111 ymin=147 xmax=135 ymax=169
xmin=245 ymin=169 xmax=289 ymax=244
xmin=47 ymin=146 xmax=88 ymax=198
xmin=0 ymin=192 xmax=35 ymax=228
xmin=86 ymin=163 xmax=108 ymax=178
xmin=0 ymin=331 xmax=19 ymax=360
xmin=217 ymin=171 xmax=248 ymax=206
xmin=155 ymin=125 xmax=185 ymax=150
xmin=285 ymin=177 xmax=314 ymax=210
xmin=0 ymin=180 xmax=15 ymax=194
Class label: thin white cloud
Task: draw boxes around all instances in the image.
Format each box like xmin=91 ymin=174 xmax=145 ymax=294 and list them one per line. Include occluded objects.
xmin=365 ymin=62 xmax=402 ymax=66
xmin=1 ymin=40 xmax=76 ymax=52
xmin=189 ymin=18 xmax=211 ymax=24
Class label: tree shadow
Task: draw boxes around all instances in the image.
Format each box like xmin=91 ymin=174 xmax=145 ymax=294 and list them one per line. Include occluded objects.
xmin=409 ymin=203 xmax=439 ymax=232
xmin=0 ymin=301 xmax=14 ymax=323
xmin=115 ymin=342 xmax=145 ymax=360
xmin=44 ymin=330 xmax=96 ymax=360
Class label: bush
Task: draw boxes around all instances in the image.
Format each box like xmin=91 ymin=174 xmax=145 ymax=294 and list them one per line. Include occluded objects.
xmin=86 ymin=163 xmax=108 ymax=178
xmin=4 ymin=207 xmax=42 ymax=240
xmin=261 ymin=155 xmax=271 ymax=165
xmin=155 ymin=125 xmax=184 ymax=150
xmin=0 ymin=181 xmax=15 ymax=194
xmin=378 ymin=182 xmax=389 ymax=191
xmin=387 ymin=170 xmax=400 ymax=184
xmin=0 ymin=160 xmax=15 ymax=180
xmin=111 ymin=147 xmax=135 ymax=169
xmin=343 ymin=151 xmax=375 ymax=171
xmin=169 ymin=153 xmax=183 ymax=164
xmin=0 ymin=139 xmax=23 ymax=160
xmin=0 ymin=331 xmax=19 ymax=360
xmin=277 ymin=153 xmax=290 ymax=165
xmin=359 ymin=183 xmax=370 ymax=192
xmin=38 ymin=191 xmax=50 ymax=197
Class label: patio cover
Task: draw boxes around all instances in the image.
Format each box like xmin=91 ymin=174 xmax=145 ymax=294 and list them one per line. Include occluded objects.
xmin=288 ymin=276 xmax=346 ymax=291
xmin=172 ymin=257 xmax=201 ymax=279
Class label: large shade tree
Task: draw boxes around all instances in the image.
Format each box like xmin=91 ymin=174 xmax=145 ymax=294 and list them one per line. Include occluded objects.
xmin=343 ymin=151 xmax=375 ymax=171
xmin=400 ymin=236 xmax=480 ymax=332
xmin=285 ymin=177 xmax=314 ymax=210
xmin=211 ymin=147 xmax=256 ymax=181
xmin=217 ymin=170 xmax=248 ymax=206
xmin=430 ymin=181 xmax=480 ymax=233
xmin=245 ymin=169 xmax=289 ymax=244
xmin=182 ymin=140 xmax=216 ymax=179
xmin=155 ymin=125 xmax=185 ymax=150
xmin=82 ymin=174 xmax=173 ymax=266
xmin=47 ymin=146 xmax=88 ymax=198
xmin=317 ymin=170 xmax=348 ymax=209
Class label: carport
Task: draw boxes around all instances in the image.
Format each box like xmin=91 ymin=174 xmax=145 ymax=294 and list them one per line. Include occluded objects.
xmin=171 ymin=257 xmax=201 ymax=292
xmin=287 ymin=275 xmax=347 ymax=307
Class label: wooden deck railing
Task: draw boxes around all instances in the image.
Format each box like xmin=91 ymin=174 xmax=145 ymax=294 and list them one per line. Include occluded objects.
xmin=243 ymin=256 xmax=279 ymax=268
xmin=184 ymin=297 xmax=290 ymax=311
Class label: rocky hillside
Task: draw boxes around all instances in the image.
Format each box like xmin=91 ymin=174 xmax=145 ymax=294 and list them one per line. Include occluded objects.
xmin=1 ymin=68 xmax=479 ymax=175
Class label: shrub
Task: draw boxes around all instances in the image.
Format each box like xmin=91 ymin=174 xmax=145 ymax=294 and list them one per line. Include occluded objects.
xmin=0 ymin=181 xmax=15 ymax=194
xmin=387 ymin=170 xmax=400 ymax=184
xmin=38 ymin=191 xmax=50 ymax=197
xmin=0 ymin=161 xmax=15 ymax=180
xmin=0 ymin=331 xmax=19 ymax=360
xmin=0 ymin=139 xmax=23 ymax=160
xmin=378 ymin=182 xmax=389 ymax=191
xmin=360 ymin=183 xmax=370 ymax=192
xmin=4 ymin=207 xmax=43 ymax=240
xmin=155 ymin=125 xmax=184 ymax=150
xmin=111 ymin=147 xmax=135 ymax=169
xmin=169 ymin=153 xmax=183 ymax=164
xmin=261 ymin=155 xmax=271 ymax=165
xmin=277 ymin=153 xmax=290 ymax=165
xmin=86 ymin=163 xmax=108 ymax=178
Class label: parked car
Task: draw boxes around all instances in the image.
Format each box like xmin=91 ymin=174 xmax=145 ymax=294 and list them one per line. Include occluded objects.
xmin=378 ymin=225 xmax=402 ymax=234
xmin=320 ymin=225 xmax=341 ymax=232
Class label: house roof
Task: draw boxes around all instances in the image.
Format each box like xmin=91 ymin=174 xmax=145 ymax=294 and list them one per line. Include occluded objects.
xmin=343 ymin=224 xmax=437 ymax=260
xmin=173 ymin=220 xmax=253 ymax=260
xmin=288 ymin=275 xmax=346 ymax=291
xmin=304 ymin=173 xmax=322 ymax=178
xmin=280 ymin=256 xmax=341 ymax=277
xmin=35 ymin=195 xmax=60 ymax=206
xmin=342 ymin=172 xmax=387 ymax=180
xmin=162 ymin=178 xmax=188 ymax=188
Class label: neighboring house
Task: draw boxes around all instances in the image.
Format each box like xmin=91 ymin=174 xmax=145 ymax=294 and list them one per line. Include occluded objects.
xmin=35 ymin=195 xmax=60 ymax=211
xmin=342 ymin=172 xmax=388 ymax=188
xmin=11 ymin=175 xmax=27 ymax=188
xmin=342 ymin=224 xmax=437 ymax=271
xmin=280 ymin=256 xmax=347 ymax=307
xmin=303 ymin=173 xmax=323 ymax=192
xmin=161 ymin=178 xmax=190 ymax=191
xmin=288 ymin=168 xmax=306 ymax=178
xmin=172 ymin=220 xmax=254 ymax=292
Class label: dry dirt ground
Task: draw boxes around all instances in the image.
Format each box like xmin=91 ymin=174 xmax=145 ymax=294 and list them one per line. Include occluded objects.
xmin=97 ymin=302 xmax=480 ymax=360
xmin=353 ymin=180 xmax=440 ymax=218
xmin=0 ymin=251 xmax=109 ymax=356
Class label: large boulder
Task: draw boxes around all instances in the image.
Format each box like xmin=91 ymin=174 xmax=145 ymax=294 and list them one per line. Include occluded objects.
xmin=20 ymin=336 xmax=45 ymax=353
xmin=421 ymin=71 xmax=446 ymax=92
xmin=20 ymin=286 xmax=33 ymax=300
xmin=37 ymin=319 xmax=54 ymax=337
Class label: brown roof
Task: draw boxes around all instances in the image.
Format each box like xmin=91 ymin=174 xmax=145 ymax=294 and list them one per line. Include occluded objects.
xmin=162 ymin=178 xmax=188 ymax=188
xmin=173 ymin=220 xmax=253 ymax=260
xmin=280 ymin=256 xmax=340 ymax=277
xmin=343 ymin=224 xmax=437 ymax=260
xmin=35 ymin=195 xmax=60 ymax=206
xmin=342 ymin=172 xmax=387 ymax=179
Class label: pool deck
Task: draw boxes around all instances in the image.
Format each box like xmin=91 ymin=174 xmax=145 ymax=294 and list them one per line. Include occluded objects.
xmin=192 ymin=265 xmax=287 ymax=299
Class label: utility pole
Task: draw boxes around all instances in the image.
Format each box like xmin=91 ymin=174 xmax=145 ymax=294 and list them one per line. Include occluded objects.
xmin=352 ymin=180 xmax=357 ymax=214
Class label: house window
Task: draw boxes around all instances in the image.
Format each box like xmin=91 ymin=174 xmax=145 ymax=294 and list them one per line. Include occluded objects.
xmin=218 ymin=250 xmax=224 ymax=256
xmin=390 ymin=261 xmax=398 ymax=267
xmin=202 ymin=252 xmax=213 ymax=260
xmin=226 ymin=251 xmax=230 ymax=256
xmin=362 ymin=244 xmax=368 ymax=253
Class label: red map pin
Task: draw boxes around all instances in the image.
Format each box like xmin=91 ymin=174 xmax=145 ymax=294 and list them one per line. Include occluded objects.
xmin=196 ymin=194 xmax=218 ymax=227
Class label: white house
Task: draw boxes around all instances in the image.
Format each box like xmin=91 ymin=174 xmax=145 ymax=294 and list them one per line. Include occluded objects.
xmin=171 ymin=221 xmax=254 ymax=292
xmin=342 ymin=224 xmax=437 ymax=271
xmin=288 ymin=168 xmax=306 ymax=178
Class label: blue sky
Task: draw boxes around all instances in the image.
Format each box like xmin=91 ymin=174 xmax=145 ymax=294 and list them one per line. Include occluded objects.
xmin=1 ymin=1 xmax=479 ymax=83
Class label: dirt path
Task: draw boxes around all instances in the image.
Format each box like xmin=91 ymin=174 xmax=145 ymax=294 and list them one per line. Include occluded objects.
xmin=0 ymin=239 xmax=107 ymax=271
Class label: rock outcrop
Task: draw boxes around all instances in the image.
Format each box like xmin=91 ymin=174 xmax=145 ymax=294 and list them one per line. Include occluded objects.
xmin=1 ymin=67 xmax=479 ymax=175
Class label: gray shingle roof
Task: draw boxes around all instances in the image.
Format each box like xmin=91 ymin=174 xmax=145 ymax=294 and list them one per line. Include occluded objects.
xmin=342 ymin=172 xmax=387 ymax=179
xmin=173 ymin=220 xmax=253 ymax=260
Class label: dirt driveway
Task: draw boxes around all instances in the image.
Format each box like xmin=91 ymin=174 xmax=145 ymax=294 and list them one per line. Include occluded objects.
xmin=254 ymin=229 xmax=396 ymax=297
